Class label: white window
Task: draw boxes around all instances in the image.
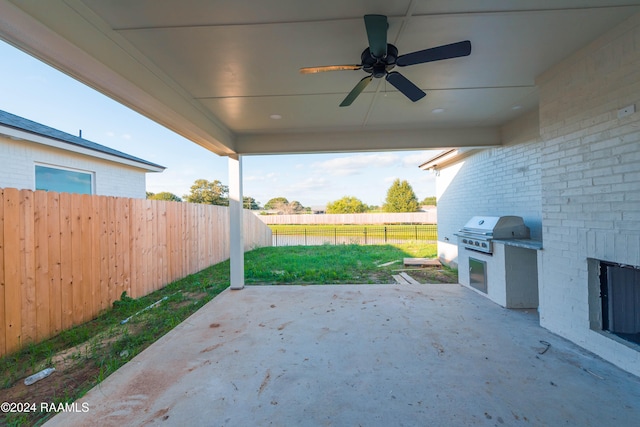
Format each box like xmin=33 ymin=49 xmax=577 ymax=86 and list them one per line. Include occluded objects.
xmin=35 ymin=164 xmax=94 ymax=195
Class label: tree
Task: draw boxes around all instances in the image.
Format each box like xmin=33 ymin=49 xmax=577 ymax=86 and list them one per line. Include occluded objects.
xmin=243 ymin=196 xmax=260 ymax=210
xmin=383 ymin=179 xmax=419 ymax=212
xmin=326 ymin=196 xmax=367 ymax=214
xmin=264 ymin=197 xmax=289 ymax=210
xmin=184 ymin=179 xmax=229 ymax=205
xmin=263 ymin=197 xmax=306 ymax=214
xmin=148 ymin=191 xmax=182 ymax=202
xmin=421 ymin=196 xmax=437 ymax=206
xmin=288 ymin=201 xmax=305 ymax=214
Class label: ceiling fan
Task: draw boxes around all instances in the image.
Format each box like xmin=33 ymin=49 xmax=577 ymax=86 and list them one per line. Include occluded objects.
xmin=300 ymin=15 xmax=471 ymax=107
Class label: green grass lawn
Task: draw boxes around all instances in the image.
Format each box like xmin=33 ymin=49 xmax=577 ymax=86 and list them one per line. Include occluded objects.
xmin=0 ymin=243 xmax=454 ymax=426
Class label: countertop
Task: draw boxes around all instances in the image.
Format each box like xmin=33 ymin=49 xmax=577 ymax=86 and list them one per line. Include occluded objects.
xmin=492 ymin=239 xmax=543 ymax=250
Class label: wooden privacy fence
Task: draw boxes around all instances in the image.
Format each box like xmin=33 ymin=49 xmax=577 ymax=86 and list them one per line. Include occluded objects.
xmin=0 ymin=188 xmax=272 ymax=357
xmin=258 ymin=211 xmax=437 ymax=225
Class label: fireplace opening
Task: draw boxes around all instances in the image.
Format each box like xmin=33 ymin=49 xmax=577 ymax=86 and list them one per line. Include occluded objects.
xmin=599 ymin=261 xmax=640 ymax=345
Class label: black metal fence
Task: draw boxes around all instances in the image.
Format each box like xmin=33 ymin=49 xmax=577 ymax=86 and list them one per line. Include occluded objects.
xmin=271 ymin=225 xmax=437 ymax=246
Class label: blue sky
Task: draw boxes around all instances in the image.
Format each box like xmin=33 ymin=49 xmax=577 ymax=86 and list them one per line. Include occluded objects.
xmin=0 ymin=40 xmax=438 ymax=208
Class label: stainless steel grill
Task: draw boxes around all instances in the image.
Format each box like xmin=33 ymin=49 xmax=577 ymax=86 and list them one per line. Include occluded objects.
xmin=456 ymin=216 xmax=530 ymax=254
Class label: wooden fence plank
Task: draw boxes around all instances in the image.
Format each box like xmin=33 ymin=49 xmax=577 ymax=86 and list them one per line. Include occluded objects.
xmin=47 ymin=192 xmax=62 ymax=336
xmin=158 ymin=201 xmax=165 ymax=290
xmin=20 ymin=189 xmax=36 ymax=345
xmin=114 ymin=197 xmax=124 ymax=299
xmin=182 ymin=203 xmax=189 ymax=278
xmin=0 ymin=189 xmax=6 ymax=355
xmin=59 ymin=192 xmax=73 ymax=330
xmin=107 ymin=197 xmax=117 ymax=304
xmin=99 ymin=196 xmax=109 ymax=310
xmin=206 ymin=206 xmax=213 ymax=266
xmin=152 ymin=201 xmax=160 ymax=291
xmin=90 ymin=195 xmax=101 ymax=315
xmin=34 ymin=191 xmax=50 ymax=341
xmin=166 ymin=202 xmax=175 ymax=283
xmin=194 ymin=204 xmax=201 ymax=272
xmin=199 ymin=204 xmax=206 ymax=271
xmin=135 ymin=198 xmax=145 ymax=298
xmin=129 ymin=198 xmax=141 ymax=298
xmin=144 ymin=199 xmax=153 ymax=296
xmin=81 ymin=194 xmax=94 ymax=320
xmin=4 ymin=188 xmax=22 ymax=353
xmin=70 ymin=194 xmax=84 ymax=326
xmin=121 ymin=198 xmax=131 ymax=296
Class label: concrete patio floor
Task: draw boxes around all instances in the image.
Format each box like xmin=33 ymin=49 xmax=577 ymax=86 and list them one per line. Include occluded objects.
xmin=45 ymin=283 xmax=640 ymax=427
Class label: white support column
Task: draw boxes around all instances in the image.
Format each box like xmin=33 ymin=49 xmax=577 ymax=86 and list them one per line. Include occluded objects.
xmin=228 ymin=155 xmax=244 ymax=290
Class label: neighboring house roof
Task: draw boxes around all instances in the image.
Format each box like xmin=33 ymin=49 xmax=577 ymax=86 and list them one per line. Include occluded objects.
xmin=419 ymin=148 xmax=482 ymax=172
xmin=0 ymin=109 xmax=165 ymax=172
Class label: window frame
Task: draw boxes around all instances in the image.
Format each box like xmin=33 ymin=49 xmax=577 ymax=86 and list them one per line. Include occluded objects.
xmin=34 ymin=163 xmax=95 ymax=195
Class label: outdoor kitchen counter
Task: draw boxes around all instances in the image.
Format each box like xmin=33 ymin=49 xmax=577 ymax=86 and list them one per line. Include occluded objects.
xmin=493 ymin=239 xmax=542 ymax=250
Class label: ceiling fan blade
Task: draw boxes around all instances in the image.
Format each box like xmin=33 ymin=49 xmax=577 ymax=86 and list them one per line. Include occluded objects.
xmin=364 ymin=14 xmax=388 ymax=58
xmin=385 ymin=72 xmax=426 ymax=102
xmin=300 ymin=65 xmax=362 ymax=74
xmin=396 ymin=40 xmax=471 ymax=67
xmin=340 ymin=75 xmax=373 ymax=107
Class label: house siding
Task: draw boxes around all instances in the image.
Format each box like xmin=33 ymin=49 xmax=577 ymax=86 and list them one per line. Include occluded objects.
xmin=0 ymin=136 xmax=147 ymax=198
xmin=536 ymin=12 xmax=640 ymax=376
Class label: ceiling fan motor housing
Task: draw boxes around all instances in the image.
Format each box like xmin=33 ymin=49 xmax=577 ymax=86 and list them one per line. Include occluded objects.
xmin=361 ymin=44 xmax=398 ymax=78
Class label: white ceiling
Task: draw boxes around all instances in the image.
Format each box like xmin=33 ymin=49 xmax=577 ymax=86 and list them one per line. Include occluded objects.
xmin=1 ymin=0 xmax=639 ymax=156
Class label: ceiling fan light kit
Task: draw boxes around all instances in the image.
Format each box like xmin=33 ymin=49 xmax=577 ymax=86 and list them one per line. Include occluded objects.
xmin=300 ymin=14 xmax=471 ymax=107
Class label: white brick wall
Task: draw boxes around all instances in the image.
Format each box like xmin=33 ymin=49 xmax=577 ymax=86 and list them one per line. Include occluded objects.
xmin=0 ymin=136 xmax=148 ymax=198
xmin=436 ymin=109 xmax=542 ymax=267
xmin=432 ymin=12 xmax=640 ymax=377
xmin=537 ymin=12 xmax=640 ymax=376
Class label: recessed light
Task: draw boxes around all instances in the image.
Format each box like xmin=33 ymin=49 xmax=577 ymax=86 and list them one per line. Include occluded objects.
xmin=431 ymin=108 xmax=445 ymax=114
xmin=270 ymin=114 xmax=282 ymax=120
xmin=511 ymin=105 xmax=522 ymax=110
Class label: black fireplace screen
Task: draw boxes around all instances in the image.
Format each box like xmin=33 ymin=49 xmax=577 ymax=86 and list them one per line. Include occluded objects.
xmin=600 ymin=262 xmax=640 ymax=345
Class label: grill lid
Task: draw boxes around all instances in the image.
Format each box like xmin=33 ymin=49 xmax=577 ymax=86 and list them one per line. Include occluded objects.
xmin=460 ymin=216 xmax=530 ymax=239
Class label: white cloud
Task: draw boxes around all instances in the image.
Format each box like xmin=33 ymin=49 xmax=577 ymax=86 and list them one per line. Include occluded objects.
xmin=286 ymin=176 xmax=328 ymax=192
xmin=245 ymin=172 xmax=279 ymax=182
xmin=383 ymin=176 xmax=400 ymax=184
xmin=312 ymin=153 xmax=399 ymax=176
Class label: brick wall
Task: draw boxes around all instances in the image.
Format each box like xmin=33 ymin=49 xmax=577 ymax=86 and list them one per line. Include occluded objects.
xmin=0 ymin=136 xmax=148 ymax=198
xmin=536 ymin=12 xmax=640 ymax=375
xmin=433 ymin=12 xmax=640 ymax=377
xmin=436 ymin=109 xmax=542 ymax=267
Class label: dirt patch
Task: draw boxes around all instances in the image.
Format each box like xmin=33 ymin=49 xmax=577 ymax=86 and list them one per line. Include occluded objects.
xmin=400 ymin=267 xmax=458 ymax=284
xmin=0 ymin=323 xmax=142 ymax=425
xmin=0 ymin=362 xmax=100 ymax=425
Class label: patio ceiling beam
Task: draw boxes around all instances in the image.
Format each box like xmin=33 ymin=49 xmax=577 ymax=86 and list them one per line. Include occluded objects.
xmin=233 ymin=127 xmax=501 ymax=155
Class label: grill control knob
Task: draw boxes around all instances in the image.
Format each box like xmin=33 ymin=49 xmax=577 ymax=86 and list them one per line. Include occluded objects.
xmin=481 ymin=243 xmax=487 ymax=248
xmin=474 ymin=241 xmax=479 ymax=246
xmin=462 ymin=239 xmax=468 ymax=244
